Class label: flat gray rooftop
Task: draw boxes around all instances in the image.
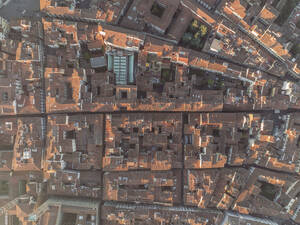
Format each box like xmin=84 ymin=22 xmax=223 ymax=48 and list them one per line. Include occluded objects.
xmin=0 ymin=0 xmax=40 ymax=20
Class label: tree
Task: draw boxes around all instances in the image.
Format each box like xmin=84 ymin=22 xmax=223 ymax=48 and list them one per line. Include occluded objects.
xmin=199 ymin=25 xmax=208 ymax=37
xmin=194 ymin=31 xmax=201 ymax=39
xmin=191 ymin=38 xmax=202 ymax=49
xmin=207 ymin=79 xmax=214 ymax=86
xmin=218 ymin=81 xmax=225 ymax=89
xmin=291 ymin=43 xmax=300 ymax=57
xmin=83 ymin=52 xmax=91 ymax=60
xmin=182 ymin=32 xmax=193 ymax=44
xmin=274 ymin=0 xmax=300 ymax=26
xmin=161 ymin=69 xmax=171 ymax=82
xmin=190 ymin=20 xmax=199 ymax=32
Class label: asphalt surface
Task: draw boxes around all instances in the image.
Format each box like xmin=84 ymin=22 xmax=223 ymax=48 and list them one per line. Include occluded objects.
xmin=0 ymin=0 xmax=40 ymax=20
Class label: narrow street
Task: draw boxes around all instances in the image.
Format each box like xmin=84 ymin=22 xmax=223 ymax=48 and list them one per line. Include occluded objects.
xmin=0 ymin=1 xmax=299 ymax=225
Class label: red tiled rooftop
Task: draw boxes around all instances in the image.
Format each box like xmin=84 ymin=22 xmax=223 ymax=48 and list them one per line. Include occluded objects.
xmin=223 ymin=0 xmax=246 ymax=20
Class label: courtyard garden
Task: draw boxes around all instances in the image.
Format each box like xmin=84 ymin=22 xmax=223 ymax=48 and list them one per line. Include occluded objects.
xmin=274 ymin=0 xmax=300 ymax=26
xmin=180 ymin=19 xmax=209 ymax=51
xmin=151 ymin=2 xmax=165 ymax=18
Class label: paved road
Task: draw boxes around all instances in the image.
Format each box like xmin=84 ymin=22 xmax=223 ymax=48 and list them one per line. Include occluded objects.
xmin=0 ymin=0 xmax=40 ymax=20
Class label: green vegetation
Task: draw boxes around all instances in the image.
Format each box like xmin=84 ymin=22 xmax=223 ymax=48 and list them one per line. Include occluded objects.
xmin=19 ymin=180 xmax=26 ymax=195
xmin=189 ymin=68 xmax=229 ymax=90
xmin=207 ymin=79 xmax=214 ymax=86
xmin=190 ymin=19 xmax=199 ymax=32
xmin=151 ymin=2 xmax=165 ymax=18
xmin=259 ymin=181 xmax=279 ymax=201
xmin=194 ymin=76 xmax=226 ymax=90
xmin=194 ymin=31 xmax=201 ymax=39
xmin=274 ymin=0 xmax=300 ymax=26
xmin=147 ymin=53 xmax=157 ymax=63
xmin=161 ymin=68 xmax=172 ymax=82
xmin=182 ymin=32 xmax=193 ymax=43
xmin=181 ymin=19 xmax=209 ymax=51
xmin=207 ymin=79 xmax=225 ymax=89
xmin=190 ymin=68 xmax=206 ymax=76
xmin=218 ymin=81 xmax=225 ymax=89
xmin=83 ymin=51 xmax=91 ymax=60
xmin=61 ymin=213 xmax=77 ymax=225
xmin=189 ymin=20 xmax=208 ymax=37
xmin=200 ymin=24 xmax=208 ymax=37
xmin=190 ymin=38 xmax=202 ymax=49
xmin=290 ymin=43 xmax=300 ymax=57
xmin=0 ymin=180 xmax=9 ymax=195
